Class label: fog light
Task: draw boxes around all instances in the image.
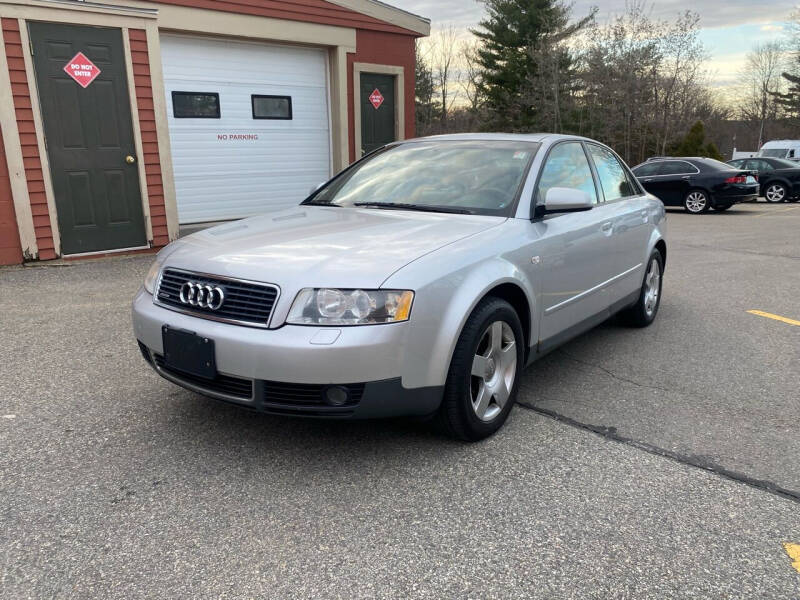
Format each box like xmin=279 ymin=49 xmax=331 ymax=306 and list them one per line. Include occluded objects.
xmin=324 ymin=386 xmax=350 ymax=406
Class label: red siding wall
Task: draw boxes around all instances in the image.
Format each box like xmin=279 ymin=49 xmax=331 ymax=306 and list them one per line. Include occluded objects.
xmin=347 ymin=29 xmax=416 ymax=163
xmin=0 ymin=126 xmax=23 ymax=265
xmin=128 ymin=29 xmax=169 ymax=248
xmin=146 ymin=0 xmax=417 ymax=35
xmin=2 ymin=18 xmax=55 ymax=260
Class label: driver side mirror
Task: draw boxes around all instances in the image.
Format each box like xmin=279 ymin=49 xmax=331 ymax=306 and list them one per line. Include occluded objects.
xmin=309 ymin=182 xmax=325 ymax=196
xmin=544 ymin=187 xmax=595 ymax=214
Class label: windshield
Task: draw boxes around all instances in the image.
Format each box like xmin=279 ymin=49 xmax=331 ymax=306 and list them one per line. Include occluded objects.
xmin=305 ymin=140 xmax=539 ymax=216
xmin=760 ymin=149 xmax=789 ymax=158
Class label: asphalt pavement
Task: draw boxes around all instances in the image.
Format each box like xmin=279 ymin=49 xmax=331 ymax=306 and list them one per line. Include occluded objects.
xmin=1 ymin=201 xmax=799 ymax=598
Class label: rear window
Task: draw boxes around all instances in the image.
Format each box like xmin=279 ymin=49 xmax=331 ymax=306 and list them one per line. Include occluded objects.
xmin=697 ymin=159 xmax=736 ymax=171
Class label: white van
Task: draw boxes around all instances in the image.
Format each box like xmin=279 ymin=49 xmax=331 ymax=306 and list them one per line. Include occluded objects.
xmin=757 ymin=140 xmax=800 ymax=161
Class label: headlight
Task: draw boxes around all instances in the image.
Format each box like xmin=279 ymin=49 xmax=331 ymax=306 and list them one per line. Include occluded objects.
xmin=287 ymin=289 xmax=414 ymax=326
xmin=143 ymin=259 xmax=163 ymax=294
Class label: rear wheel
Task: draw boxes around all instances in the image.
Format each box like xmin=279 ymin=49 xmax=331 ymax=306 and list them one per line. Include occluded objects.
xmin=437 ymin=297 xmax=524 ymax=442
xmin=684 ymin=190 xmax=710 ymax=213
xmin=765 ymin=183 xmax=787 ymax=203
xmin=621 ymin=249 xmax=663 ymax=328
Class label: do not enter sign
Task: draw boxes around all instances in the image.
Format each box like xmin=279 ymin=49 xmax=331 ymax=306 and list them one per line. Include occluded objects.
xmin=369 ymin=88 xmax=385 ymax=110
xmin=63 ymin=52 xmax=101 ymax=89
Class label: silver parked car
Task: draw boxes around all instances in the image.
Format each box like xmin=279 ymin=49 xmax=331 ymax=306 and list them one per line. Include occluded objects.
xmin=133 ymin=134 xmax=667 ymax=441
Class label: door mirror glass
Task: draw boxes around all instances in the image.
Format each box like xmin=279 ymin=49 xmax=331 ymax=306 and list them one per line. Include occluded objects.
xmin=544 ymin=187 xmax=595 ymax=213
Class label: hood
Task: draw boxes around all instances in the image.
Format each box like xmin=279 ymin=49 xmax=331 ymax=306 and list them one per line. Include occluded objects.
xmin=163 ymin=206 xmax=505 ymax=289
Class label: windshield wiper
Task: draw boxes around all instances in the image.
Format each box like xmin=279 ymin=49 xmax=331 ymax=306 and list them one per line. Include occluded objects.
xmin=353 ymin=202 xmax=474 ymax=215
xmin=302 ymin=201 xmax=341 ymax=207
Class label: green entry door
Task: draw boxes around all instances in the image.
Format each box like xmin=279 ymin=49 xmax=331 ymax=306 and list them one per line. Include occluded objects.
xmin=360 ymin=73 xmax=396 ymax=156
xmin=29 ymin=23 xmax=146 ymax=255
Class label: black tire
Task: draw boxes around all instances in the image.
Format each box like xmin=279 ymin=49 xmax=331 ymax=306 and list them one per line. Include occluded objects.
xmin=621 ymin=249 xmax=664 ymax=328
xmin=684 ymin=190 xmax=710 ymax=213
xmin=713 ymin=204 xmax=732 ymax=211
xmin=436 ymin=297 xmax=524 ymax=442
xmin=765 ymin=183 xmax=787 ymax=203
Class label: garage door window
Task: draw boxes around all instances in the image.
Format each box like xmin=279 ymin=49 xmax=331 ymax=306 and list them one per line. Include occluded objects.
xmin=172 ymin=91 xmax=220 ymax=118
xmin=252 ymin=95 xmax=292 ymax=120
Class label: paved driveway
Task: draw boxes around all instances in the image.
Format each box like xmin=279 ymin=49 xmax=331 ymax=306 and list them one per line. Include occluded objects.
xmin=1 ymin=202 xmax=799 ymax=598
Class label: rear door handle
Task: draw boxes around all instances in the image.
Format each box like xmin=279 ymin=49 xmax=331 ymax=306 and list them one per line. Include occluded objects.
xmin=682 ymin=175 xmax=691 ymax=180
xmin=601 ymin=221 xmax=613 ymax=233
xmin=640 ymin=209 xmax=649 ymax=223
xmin=643 ymin=179 xmax=654 ymax=183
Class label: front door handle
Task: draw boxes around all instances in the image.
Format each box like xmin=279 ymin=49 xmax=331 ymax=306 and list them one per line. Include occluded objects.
xmin=640 ymin=209 xmax=649 ymax=223
xmin=601 ymin=221 xmax=613 ymax=234
xmin=681 ymin=175 xmax=691 ymax=180
xmin=643 ymin=179 xmax=653 ymax=183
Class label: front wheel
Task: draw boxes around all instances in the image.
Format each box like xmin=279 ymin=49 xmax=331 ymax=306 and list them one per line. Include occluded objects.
xmin=621 ymin=249 xmax=663 ymax=327
xmin=765 ymin=183 xmax=787 ymax=203
xmin=437 ymin=297 xmax=524 ymax=442
xmin=684 ymin=190 xmax=710 ymax=213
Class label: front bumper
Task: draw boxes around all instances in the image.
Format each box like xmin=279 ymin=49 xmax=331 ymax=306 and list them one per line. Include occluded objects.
xmin=132 ymin=288 xmax=443 ymax=418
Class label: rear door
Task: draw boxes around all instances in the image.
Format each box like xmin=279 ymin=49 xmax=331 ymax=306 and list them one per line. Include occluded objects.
xmin=648 ymin=160 xmax=696 ymax=205
xmin=29 ymin=23 xmax=146 ymax=255
xmin=585 ymin=143 xmax=649 ymax=305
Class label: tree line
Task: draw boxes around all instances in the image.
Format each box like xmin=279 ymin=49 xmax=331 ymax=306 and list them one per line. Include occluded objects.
xmin=415 ymin=0 xmax=800 ymax=165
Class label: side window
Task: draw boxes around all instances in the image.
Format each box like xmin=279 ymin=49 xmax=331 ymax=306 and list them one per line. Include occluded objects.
xmin=252 ymin=95 xmax=292 ymax=120
xmin=755 ymin=160 xmax=774 ymax=172
xmin=632 ymin=162 xmax=659 ymax=177
xmin=659 ymin=161 xmax=692 ymax=175
xmin=172 ymin=91 xmax=220 ymax=119
xmin=537 ymin=142 xmax=598 ymax=206
xmin=587 ymin=144 xmax=637 ymax=201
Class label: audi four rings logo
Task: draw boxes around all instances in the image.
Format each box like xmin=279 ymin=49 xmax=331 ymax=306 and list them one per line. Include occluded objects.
xmin=179 ymin=282 xmax=226 ymax=310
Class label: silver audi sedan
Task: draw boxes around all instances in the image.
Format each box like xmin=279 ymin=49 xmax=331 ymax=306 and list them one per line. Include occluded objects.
xmin=133 ymin=134 xmax=666 ymax=441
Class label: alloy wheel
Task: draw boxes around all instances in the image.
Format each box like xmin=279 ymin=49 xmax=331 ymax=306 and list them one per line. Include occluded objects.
xmin=644 ymin=258 xmax=661 ymax=317
xmin=765 ymin=184 xmax=786 ymax=203
xmin=685 ymin=192 xmax=707 ymax=213
xmin=470 ymin=321 xmax=517 ymax=422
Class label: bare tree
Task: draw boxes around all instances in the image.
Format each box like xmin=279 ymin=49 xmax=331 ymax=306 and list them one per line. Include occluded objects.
xmin=739 ymin=41 xmax=788 ymax=148
xmin=427 ymin=25 xmax=461 ymax=126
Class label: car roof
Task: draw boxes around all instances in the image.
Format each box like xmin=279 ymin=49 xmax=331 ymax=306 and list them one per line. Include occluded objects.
xmin=405 ymin=133 xmax=591 ymax=144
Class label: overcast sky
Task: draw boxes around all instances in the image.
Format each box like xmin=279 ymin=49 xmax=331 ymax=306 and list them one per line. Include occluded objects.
xmin=399 ymin=0 xmax=797 ymax=89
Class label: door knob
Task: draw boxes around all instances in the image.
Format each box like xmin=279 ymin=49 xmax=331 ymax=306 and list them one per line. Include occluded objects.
xmin=125 ymin=155 xmax=136 ymax=164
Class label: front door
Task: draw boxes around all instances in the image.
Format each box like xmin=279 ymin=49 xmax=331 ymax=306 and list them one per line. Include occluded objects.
xmin=29 ymin=23 xmax=146 ymax=255
xmin=360 ymin=73 xmax=395 ymax=156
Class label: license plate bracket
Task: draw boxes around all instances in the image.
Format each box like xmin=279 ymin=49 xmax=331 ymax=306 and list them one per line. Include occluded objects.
xmin=162 ymin=326 xmax=217 ymax=380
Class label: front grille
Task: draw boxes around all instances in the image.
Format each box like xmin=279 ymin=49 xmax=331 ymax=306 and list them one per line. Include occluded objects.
xmin=263 ymin=381 xmax=365 ymax=408
xmin=153 ymin=354 xmax=253 ymax=400
xmin=156 ymin=268 xmax=279 ymax=328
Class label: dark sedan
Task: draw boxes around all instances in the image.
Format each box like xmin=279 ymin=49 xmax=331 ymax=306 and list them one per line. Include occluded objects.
xmin=631 ymin=157 xmax=759 ymax=213
xmin=727 ymin=157 xmax=800 ymax=203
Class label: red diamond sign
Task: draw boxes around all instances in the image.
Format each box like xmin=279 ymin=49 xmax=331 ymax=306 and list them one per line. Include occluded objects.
xmin=369 ymin=88 xmax=385 ymax=110
xmin=63 ymin=52 xmax=101 ymax=89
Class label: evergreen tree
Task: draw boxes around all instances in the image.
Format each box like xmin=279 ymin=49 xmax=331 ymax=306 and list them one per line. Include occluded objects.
xmin=673 ymin=121 xmax=722 ymax=159
xmin=471 ymin=0 xmax=594 ymax=131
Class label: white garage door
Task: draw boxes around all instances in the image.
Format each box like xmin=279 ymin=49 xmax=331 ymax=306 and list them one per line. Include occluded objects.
xmin=160 ymin=34 xmax=331 ymax=224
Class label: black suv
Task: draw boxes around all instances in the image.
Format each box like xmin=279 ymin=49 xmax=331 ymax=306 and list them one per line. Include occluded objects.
xmin=727 ymin=157 xmax=800 ymax=203
xmin=632 ymin=157 xmax=759 ymax=213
